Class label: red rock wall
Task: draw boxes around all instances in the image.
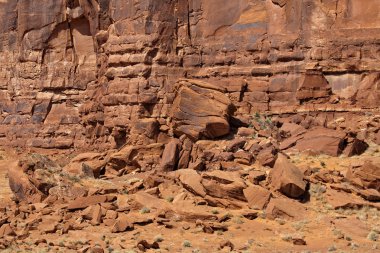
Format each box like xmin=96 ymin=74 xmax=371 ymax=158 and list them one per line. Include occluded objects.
xmin=0 ymin=0 xmax=379 ymax=150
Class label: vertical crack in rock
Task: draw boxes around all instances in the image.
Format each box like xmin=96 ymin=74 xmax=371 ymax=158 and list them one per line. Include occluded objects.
xmin=187 ymin=0 xmax=192 ymax=44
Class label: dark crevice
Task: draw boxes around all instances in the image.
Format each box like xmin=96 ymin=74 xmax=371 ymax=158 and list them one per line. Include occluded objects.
xmin=187 ymin=1 xmax=192 ymax=44
xmin=67 ymin=21 xmax=77 ymax=65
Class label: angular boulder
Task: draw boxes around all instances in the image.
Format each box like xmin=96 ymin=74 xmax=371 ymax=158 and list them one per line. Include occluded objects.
xmin=343 ymin=139 xmax=369 ymax=157
xmin=346 ymin=161 xmax=380 ymax=191
xmin=265 ymin=198 xmax=307 ymax=220
xmin=201 ymin=170 xmax=246 ymax=201
xmin=269 ymin=154 xmax=306 ymax=198
xmin=293 ymin=127 xmax=347 ymax=156
xmin=243 ymin=185 xmax=271 ymax=210
xmin=106 ymin=143 xmax=164 ymax=173
xmin=159 ymin=139 xmax=180 ymax=171
xmin=67 ymin=195 xmax=116 ymax=210
xmin=111 ymin=213 xmax=134 ymax=233
xmin=175 ymin=169 xmax=206 ymax=197
xmin=170 ymin=79 xmax=235 ymax=140
xmin=325 ymin=189 xmax=365 ymax=209
xmin=64 ymin=152 xmax=106 ymax=178
xmin=8 ymin=154 xmax=69 ymax=203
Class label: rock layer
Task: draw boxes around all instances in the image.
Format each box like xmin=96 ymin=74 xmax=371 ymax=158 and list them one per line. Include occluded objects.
xmin=0 ymin=0 xmax=379 ymax=149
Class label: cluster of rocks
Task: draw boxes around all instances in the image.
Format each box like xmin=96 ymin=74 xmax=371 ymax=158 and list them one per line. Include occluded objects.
xmin=2 ymin=143 xmax=380 ymax=250
xmin=1 ymin=80 xmax=379 ymax=249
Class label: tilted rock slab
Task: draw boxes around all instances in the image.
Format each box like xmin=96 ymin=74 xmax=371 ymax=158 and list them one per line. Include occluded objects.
xmin=170 ymin=79 xmax=235 ymax=141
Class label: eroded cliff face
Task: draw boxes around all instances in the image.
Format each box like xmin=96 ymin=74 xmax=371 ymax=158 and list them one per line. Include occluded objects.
xmin=0 ymin=0 xmax=379 ymax=150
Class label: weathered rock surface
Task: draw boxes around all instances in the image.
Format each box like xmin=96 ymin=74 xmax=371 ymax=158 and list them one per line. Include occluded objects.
xmin=0 ymin=0 xmax=379 ymax=149
xmin=288 ymin=128 xmax=347 ymax=156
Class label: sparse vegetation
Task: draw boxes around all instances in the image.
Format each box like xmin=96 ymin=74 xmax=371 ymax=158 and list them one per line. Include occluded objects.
xmin=232 ymin=216 xmax=244 ymax=224
xmin=166 ymin=196 xmax=174 ymax=203
xmin=183 ymin=240 xmax=192 ymax=248
xmin=368 ymin=230 xmax=379 ymax=241
xmin=154 ymin=234 xmax=164 ymax=242
xmin=280 ymin=234 xmax=292 ymax=242
xmin=332 ymin=229 xmax=344 ymax=239
xmin=292 ymin=220 xmax=309 ymax=231
xmin=127 ymin=178 xmax=142 ymax=184
xmin=275 ymin=218 xmax=286 ymax=225
xmin=249 ymin=112 xmax=275 ymax=131
xmin=139 ymin=207 xmax=150 ymax=214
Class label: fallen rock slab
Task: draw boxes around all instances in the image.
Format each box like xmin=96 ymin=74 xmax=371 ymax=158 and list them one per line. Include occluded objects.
xmin=325 ymin=189 xmax=365 ymax=209
xmin=333 ymin=217 xmax=370 ymax=238
xmin=67 ymin=195 xmax=116 ymax=210
xmin=0 ymin=224 xmax=16 ymax=237
xmin=265 ymin=198 xmax=307 ymax=220
xmin=175 ymin=169 xmax=206 ymax=197
xmin=111 ymin=214 xmax=134 ymax=233
xmin=288 ymin=127 xmax=347 ymax=156
xmin=159 ymin=139 xmax=180 ymax=171
xmin=8 ymin=154 xmax=62 ymax=203
xmin=243 ymin=185 xmax=271 ymax=210
xmin=358 ymin=189 xmax=380 ymax=201
xmin=346 ymin=161 xmax=380 ymax=191
xmin=64 ymin=152 xmax=106 ymax=178
xmin=269 ymin=154 xmax=306 ymax=198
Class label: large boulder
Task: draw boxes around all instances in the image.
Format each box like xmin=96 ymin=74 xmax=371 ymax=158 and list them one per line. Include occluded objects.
xmin=106 ymin=143 xmax=164 ymax=174
xmin=281 ymin=126 xmax=368 ymax=157
xmin=346 ymin=161 xmax=380 ymax=191
xmin=8 ymin=154 xmax=81 ymax=203
xmin=175 ymin=169 xmax=206 ymax=197
xmin=292 ymin=127 xmax=347 ymax=156
xmin=63 ymin=152 xmax=107 ymax=178
xmin=269 ymin=154 xmax=306 ymax=198
xmin=159 ymin=139 xmax=180 ymax=171
xmin=170 ymin=79 xmax=235 ymax=141
xmin=243 ymin=185 xmax=271 ymax=210
xmin=356 ymin=73 xmax=380 ymax=108
xmin=201 ymin=170 xmax=247 ymax=201
xmin=265 ymin=198 xmax=307 ymax=220
xmin=8 ymin=154 xmax=60 ymax=203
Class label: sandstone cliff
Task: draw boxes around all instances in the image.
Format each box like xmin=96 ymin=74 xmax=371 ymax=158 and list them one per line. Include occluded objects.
xmin=0 ymin=0 xmax=379 ymax=150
